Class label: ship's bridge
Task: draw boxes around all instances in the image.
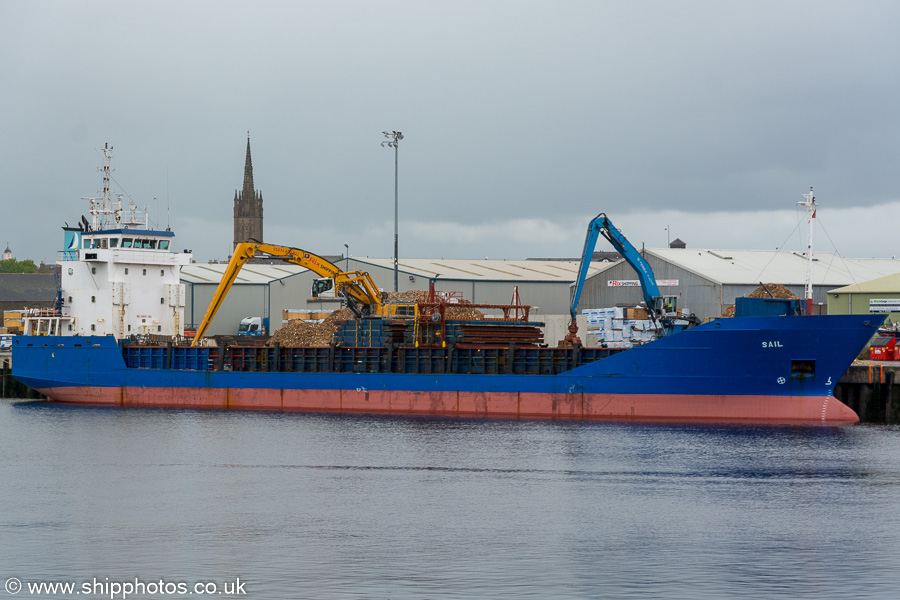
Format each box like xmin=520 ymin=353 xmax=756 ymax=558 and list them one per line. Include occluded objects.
xmin=60 ymin=228 xmax=179 ymax=262
xmin=55 ymin=225 xmax=190 ymax=338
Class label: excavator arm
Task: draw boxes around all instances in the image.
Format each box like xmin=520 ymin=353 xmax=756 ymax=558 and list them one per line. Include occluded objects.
xmin=570 ymin=213 xmax=662 ymax=323
xmin=191 ymin=242 xmax=383 ymax=346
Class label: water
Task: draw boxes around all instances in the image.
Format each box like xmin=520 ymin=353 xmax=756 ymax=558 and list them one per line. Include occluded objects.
xmin=3 ymin=398 xmax=900 ymax=599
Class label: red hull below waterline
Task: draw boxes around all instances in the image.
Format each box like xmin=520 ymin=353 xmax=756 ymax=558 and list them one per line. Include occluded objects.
xmin=35 ymin=386 xmax=859 ymax=424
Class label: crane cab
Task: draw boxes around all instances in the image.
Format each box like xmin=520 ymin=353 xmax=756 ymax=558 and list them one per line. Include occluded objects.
xmin=312 ymin=278 xmax=336 ymax=299
xmin=654 ymin=295 xmax=679 ymax=317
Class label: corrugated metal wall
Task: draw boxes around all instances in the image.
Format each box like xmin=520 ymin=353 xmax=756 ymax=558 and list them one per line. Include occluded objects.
xmin=828 ymin=292 xmax=900 ymax=325
xmin=185 ymin=259 xmax=590 ymax=336
xmin=722 ymin=284 xmax=806 ymax=306
xmin=578 ymin=257 xmax=723 ymax=319
xmin=578 ymin=257 xmax=834 ymax=320
xmin=185 ymin=283 xmax=268 ymax=335
xmin=339 ymin=260 xmax=574 ymax=315
xmin=184 ymin=254 xmax=862 ymax=335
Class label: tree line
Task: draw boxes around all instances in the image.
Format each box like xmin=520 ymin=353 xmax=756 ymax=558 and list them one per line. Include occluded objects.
xmin=0 ymin=259 xmax=37 ymax=274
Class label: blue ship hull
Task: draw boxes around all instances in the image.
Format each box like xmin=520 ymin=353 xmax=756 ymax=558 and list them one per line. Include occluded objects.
xmin=12 ymin=314 xmax=883 ymax=423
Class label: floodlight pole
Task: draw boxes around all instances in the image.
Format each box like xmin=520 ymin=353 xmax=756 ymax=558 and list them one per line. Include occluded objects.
xmin=382 ymin=130 xmax=403 ymax=292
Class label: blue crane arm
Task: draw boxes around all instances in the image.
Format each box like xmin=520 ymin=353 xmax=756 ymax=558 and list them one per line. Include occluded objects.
xmin=570 ymin=213 xmax=661 ymax=320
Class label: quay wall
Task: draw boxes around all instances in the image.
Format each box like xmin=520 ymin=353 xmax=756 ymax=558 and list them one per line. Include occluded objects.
xmin=836 ymin=364 xmax=900 ymax=424
xmin=1 ymin=365 xmax=44 ymax=400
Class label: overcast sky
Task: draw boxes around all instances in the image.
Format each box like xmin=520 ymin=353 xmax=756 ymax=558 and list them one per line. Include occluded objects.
xmin=3 ymin=1 xmax=899 ymax=267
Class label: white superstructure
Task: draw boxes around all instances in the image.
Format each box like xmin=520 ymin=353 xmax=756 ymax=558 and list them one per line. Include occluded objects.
xmin=25 ymin=144 xmax=192 ymax=338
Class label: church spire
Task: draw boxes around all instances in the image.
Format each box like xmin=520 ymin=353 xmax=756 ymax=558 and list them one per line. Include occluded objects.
xmin=233 ymin=132 xmax=264 ymax=249
xmin=242 ymin=131 xmax=255 ymax=200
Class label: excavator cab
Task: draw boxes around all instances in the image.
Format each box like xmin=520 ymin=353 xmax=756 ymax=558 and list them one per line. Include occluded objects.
xmin=311 ymin=278 xmax=335 ymax=299
xmin=654 ymin=295 xmax=679 ymax=317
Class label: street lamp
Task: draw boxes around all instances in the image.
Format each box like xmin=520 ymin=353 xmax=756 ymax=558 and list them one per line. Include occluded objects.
xmin=381 ymin=130 xmax=403 ymax=292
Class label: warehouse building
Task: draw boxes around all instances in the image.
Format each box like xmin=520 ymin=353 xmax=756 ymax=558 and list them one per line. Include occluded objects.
xmin=183 ymin=257 xmax=613 ymax=336
xmin=828 ymin=272 xmax=900 ymax=326
xmin=182 ymin=263 xmax=306 ymax=336
xmin=0 ymin=273 xmax=59 ymax=317
xmin=184 ymin=248 xmax=900 ymax=339
xmin=576 ymin=248 xmax=900 ymax=321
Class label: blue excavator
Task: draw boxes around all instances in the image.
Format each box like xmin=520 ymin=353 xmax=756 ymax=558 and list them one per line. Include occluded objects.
xmin=565 ymin=213 xmax=696 ymax=345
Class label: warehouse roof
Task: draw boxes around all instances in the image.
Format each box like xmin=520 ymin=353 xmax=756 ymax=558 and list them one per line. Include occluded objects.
xmin=181 ymin=263 xmax=306 ymax=284
xmin=354 ymin=258 xmax=617 ymax=282
xmin=638 ymin=248 xmax=900 ymax=287
xmin=830 ymin=272 xmax=900 ymax=294
xmin=0 ymin=273 xmax=58 ymax=302
xmin=182 ymin=259 xmax=615 ymax=286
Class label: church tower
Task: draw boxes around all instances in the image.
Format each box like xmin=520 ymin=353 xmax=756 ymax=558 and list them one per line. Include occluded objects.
xmin=233 ymin=134 xmax=263 ymax=249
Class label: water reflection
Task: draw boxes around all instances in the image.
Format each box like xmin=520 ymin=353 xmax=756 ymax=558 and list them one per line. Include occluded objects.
xmin=2 ymin=399 xmax=900 ymax=599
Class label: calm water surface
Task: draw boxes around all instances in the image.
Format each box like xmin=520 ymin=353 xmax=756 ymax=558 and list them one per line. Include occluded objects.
xmin=2 ymin=398 xmax=900 ymax=599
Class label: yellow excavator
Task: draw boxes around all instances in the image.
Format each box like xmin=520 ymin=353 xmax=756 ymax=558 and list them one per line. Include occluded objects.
xmin=191 ymin=242 xmax=391 ymax=346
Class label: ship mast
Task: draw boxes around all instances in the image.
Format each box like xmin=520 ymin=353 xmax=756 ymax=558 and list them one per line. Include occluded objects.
xmin=797 ymin=187 xmax=817 ymax=314
xmin=81 ymin=143 xmax=148 ymax=230
xmin=82 ymin=143 xmax=125 ymax=231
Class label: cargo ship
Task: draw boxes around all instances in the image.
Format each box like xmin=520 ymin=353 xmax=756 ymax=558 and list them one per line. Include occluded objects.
xmin=11 ymin=150 xmax=882 ymax=423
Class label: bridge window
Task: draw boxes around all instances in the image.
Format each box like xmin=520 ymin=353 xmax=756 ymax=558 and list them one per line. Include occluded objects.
xmin=159 ymin=240 xmax=169 ymax=250
xmin=122 ymin=238 xmax=133 ymax=248
xmin=109 ymin=238 xmax=119 ymax=248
